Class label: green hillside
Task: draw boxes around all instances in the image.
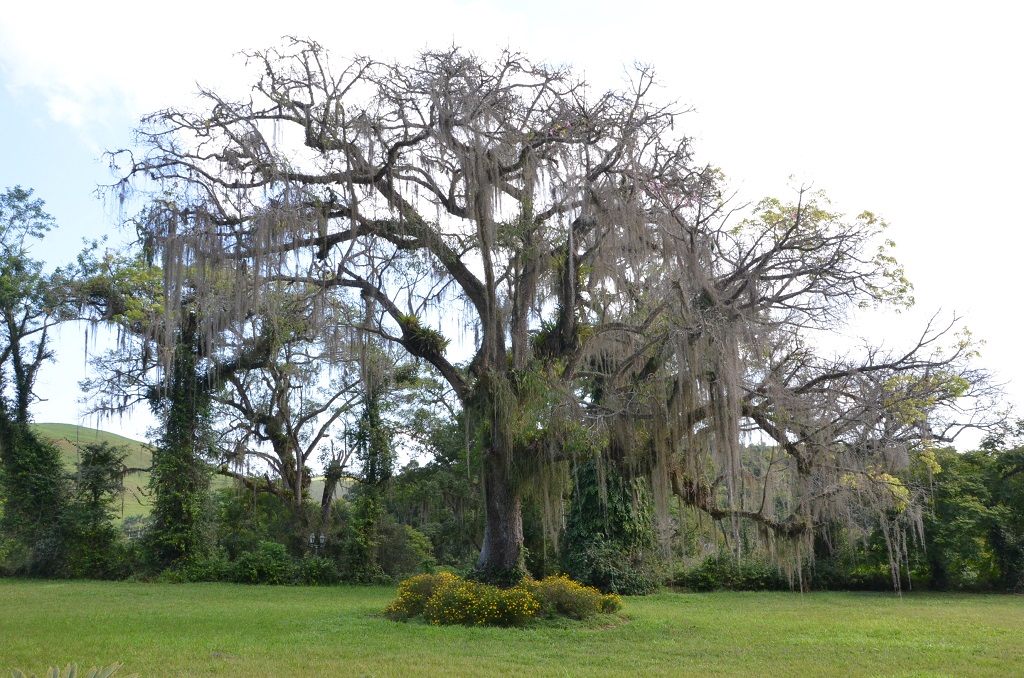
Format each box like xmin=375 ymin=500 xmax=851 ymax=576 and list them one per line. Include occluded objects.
xmin=29 ymin=423 xmax=342 ymax=518
xmin=32 ymin=423 xmax=155 ymax=519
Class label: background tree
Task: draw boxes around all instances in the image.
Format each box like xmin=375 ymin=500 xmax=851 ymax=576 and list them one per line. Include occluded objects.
xmin=0 ymin=186 xmax=78 ymax=575
xmin=81 ymin=247 xmax=278 ymax=568
xmin=212 ymin=294 xmax=362 ymax=514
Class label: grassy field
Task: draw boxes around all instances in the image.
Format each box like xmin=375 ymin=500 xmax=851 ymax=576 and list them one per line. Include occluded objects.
xmin=1 ymin=582 xmax=1021 ymax=677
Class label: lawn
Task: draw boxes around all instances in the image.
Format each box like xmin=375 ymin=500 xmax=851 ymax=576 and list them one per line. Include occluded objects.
xmin=1 ymin=581 xmax=1021 ymax=677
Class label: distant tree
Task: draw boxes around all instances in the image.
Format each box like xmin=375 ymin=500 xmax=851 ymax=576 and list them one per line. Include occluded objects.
xmin=921 ymin=424 xmax=1024 ymax=591
xmin=65 ymin=441 xmax=130 ymax=578
xmin=80 ymin=248 xmax=278 ymax=568
xmin=0 ymin=186 xmax=67 ymax=427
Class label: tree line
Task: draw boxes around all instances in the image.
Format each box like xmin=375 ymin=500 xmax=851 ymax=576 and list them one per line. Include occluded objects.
xmin=1 ymin=40 xmax=1020 ymax=592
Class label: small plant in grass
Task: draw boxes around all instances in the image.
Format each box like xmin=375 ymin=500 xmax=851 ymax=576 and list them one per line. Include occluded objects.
xmin=524 ymin=574 xmax=604 ymax=619
xmin=11 ymin=663 xmax=137 ymax=678
xmin=598 ymin=592 xmax=624 ymax=613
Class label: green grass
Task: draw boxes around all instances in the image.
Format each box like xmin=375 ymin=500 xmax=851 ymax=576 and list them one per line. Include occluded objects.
xmin=1 ymin=582 xmax=1021 ymax=677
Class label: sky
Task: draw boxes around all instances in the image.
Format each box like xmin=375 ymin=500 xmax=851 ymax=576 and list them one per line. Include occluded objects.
xmin=0 ymin=0 xmax=1021 ymax=448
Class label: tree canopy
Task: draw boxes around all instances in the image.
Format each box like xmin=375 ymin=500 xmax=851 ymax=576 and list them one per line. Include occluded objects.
xmin=106 ymin=39 xmax=993 ymax=581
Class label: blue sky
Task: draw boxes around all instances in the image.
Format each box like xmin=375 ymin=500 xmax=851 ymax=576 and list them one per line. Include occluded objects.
xmin=1 ymin=0 xmax=1022 ymax=447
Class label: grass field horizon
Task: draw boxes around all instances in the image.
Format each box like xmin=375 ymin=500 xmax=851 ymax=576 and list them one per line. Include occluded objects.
xmin=1 ymin=581 xmax=1021 ymax=677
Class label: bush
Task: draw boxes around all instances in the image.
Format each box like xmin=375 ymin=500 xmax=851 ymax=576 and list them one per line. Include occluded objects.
xmin=377 ymin=523 xmax=437 ymax=579
xmin=422 ymin=578 xmax=538 ymax=627
xmin=383 ymin=571 xmax=461 ymax=621
xmin=599 ymin=593 xmax=624 ymax=614
xmin=674 ymin=555 xmax=789 ymax=592
xmin=161 ymin=550 xmax=231 ymax=583
xmin=524 ymin=574 xmax=602 ymax=620
xmin=295 ymin=555 xmax=339 ymax=585
xmin=563 ymin=539 xmax=661 ymax=595
xmin=232 ymin=541 xmax=295 ymax=585
xmin=421 ymin=577 xmax=480 ymax=625
xmin=385 ymin=572 xmax=619 ymax=627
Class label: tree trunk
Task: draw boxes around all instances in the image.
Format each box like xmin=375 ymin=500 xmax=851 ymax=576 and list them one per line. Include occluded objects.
xmin=476 ymin=448 xmax=524 ymax=581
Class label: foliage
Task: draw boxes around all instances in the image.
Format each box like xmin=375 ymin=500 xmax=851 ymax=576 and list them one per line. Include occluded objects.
xmin=383 ymin=571 xmax=462 ymax=621
xmin=421 ymin=577 xmax=539 ymax=627
xmin=294 ymin=554 xmax=339 ymax=585
xmin=561 ymin=460 xmax=660 ymax=594
xmin=920 ymin=445 xmax=1024 ymax=591
xmin=158 ymin=549 xmax=231 ymax=583
xmin=522 ymin=574 xmax=603 ymax=619
xmin=377 ymin=522 xmax=436 ymax=580
xmin=673 ymin=555 xmax=790 ymax=592
xmin=141 ymin=309 xmax=217 ymax=570
xmin=0 ymin=187 xmax=77 ymax=576
xmin=231 ymin=540 xmax=295 ymax=585
xmin=385 ymin=572 xmax=615 ymax=627
xmin=598 ymin=592 xmax=623 ymax=613
xmin=387 ymin=415 xmax=483 ymax=570
xmin=64 ymin=442 xmax=130 ymax=578
xmin=0 ymin=424 xmax=69 ymax=576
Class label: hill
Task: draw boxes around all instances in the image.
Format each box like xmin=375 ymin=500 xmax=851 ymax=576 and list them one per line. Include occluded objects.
xmin=29 ymin=424 xmax=350 ymax=518
xmin=32 ymin=423 xmax=155 ymax=519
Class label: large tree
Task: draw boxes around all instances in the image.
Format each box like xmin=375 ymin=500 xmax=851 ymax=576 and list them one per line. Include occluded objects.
xmin=111 ymin=40 xmax=990 ymax=579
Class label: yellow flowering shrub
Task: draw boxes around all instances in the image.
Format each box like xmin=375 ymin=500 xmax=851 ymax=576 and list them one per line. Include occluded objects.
xmin=385 ymin=572 xmax=621 ymax=626
xmin=523 ymin=574 xmax=603 ymax=619
xmin=422 ymin=578 xmax=539 ymax=627
xmin=383 ymin=571 xmax=460 ymax=621
xmin=599 ymin=593 xmax=624 ymax=613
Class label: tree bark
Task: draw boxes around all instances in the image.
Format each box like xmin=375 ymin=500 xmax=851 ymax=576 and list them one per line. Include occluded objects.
xmin=476 ymin=450 xmax=524 ymax=578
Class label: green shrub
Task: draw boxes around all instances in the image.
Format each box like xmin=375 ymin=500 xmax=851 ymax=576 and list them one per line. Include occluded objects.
xmin=295 ymin=555 xmax=339 ymax=585
xmin=161 ymin=550 xmax=231 ymax=583
xmin=563 ymin=539 xmax=661 ymax=595
xmin=385 ymin=572 xmax=620 ymax=627
xmin=232 ymin=541 xmax=295 ymax=585
xmin=377 ymin=523 xmax=437 ymax=579
xmin=524 ymin=574 xmax=602 ymax=619
xmin=675 ymin=555 xmax=789 ymax=592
